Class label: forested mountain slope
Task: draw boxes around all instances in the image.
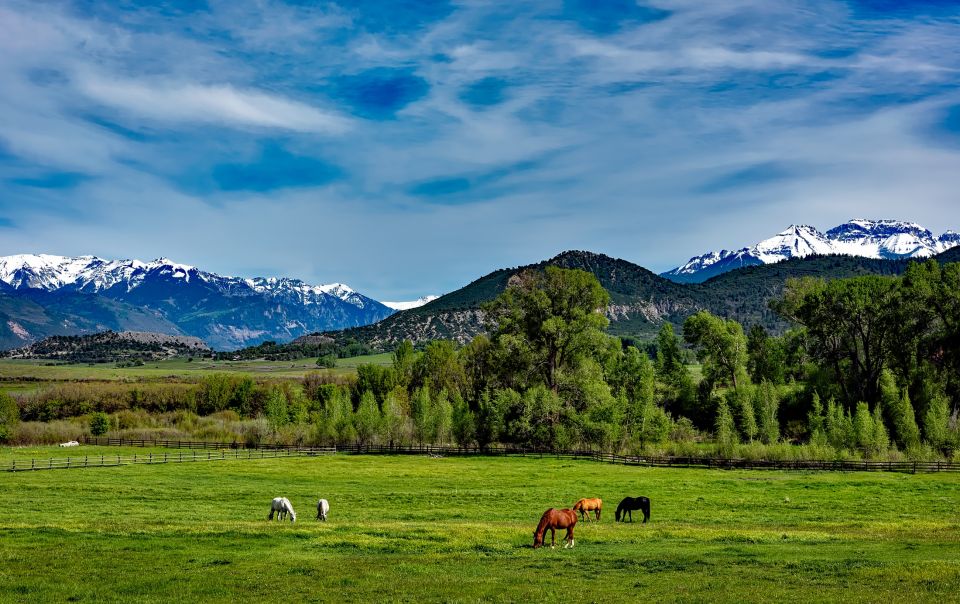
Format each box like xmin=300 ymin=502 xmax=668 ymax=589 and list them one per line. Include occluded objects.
xmin=312 ymin=249 xmax=956 ymax=351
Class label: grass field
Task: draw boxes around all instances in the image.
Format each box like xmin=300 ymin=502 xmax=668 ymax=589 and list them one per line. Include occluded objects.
xmin=0 ymin=352 xmax=394 ymax=385
xmin=1 ymin=451 xmax=958 ymax=602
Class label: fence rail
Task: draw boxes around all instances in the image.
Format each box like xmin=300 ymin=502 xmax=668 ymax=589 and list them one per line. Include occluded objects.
xmin=6 ymin=438 xmax=958 ymax=474
xmin=5 ymin=447 xmax=336 ymax=473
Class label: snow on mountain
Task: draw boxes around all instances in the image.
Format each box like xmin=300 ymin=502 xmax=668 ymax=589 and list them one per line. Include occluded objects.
xmin=382 ymin=295 xmax=440 ymax=311
xmin=0 ymin=254 xmax=378 ymax=310
xmin=663 ymin=219 xmax=959 ymax=283
xmin=0 ymin=254 xmax=398 ymax=349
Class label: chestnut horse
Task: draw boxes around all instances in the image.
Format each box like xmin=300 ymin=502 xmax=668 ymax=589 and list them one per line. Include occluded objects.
xmin=532 ymin=508 xmax=578 ymax=549
xmin=573 ymin=498 xmax=602 ymax=522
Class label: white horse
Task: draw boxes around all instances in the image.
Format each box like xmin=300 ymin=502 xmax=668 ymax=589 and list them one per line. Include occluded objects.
xmin=316 ymin=498 xmax=330 ymax=521
xmin=268 ymin=497 xmax=296 ymax=523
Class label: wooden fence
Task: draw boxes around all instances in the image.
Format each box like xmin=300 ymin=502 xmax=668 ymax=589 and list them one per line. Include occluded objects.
xmin=5 ymin=447 xmax=335 ymax=473
xmin=6 ymin=438 xmax=958 ymax=473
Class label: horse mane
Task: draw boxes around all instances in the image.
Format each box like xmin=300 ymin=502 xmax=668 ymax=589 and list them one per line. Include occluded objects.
xmin=535 ymin=508 xmax=555 ymax=538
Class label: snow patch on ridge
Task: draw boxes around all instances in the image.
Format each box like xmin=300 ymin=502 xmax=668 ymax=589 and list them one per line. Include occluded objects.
xmin=382 ymin=295 xmax=440 ymax=311
xmin=664 ymin=219 xmax=959 ymax=283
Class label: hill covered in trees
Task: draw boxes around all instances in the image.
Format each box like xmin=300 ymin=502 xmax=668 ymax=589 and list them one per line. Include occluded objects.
xmin=300 ymin=249 xmax=955 ymax=353
xmin=2 ymin=330 xmax=210 ymax=364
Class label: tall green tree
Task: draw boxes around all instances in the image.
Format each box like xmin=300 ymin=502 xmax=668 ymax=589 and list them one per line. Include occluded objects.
xmin=755 ymin=381 xmax=780 ymax=445
xmin=746 ymin=324 xmax=786 ymax=385
xmin=774 ymin=275 xmax=900 ymax=406
xmin=484 ymin=267 xmax=610 ymax=391
xmin=431 ymin=389 xmax=454 ymax=445
xmin=412 ymin=340 xmax=466 ymax=396
xmin=411 ymin=386 xmax=433 ymax=445
xmin=683 ymin=311 xmax=749 ymax=389
xmin=451 ymin=393 xmax=476 ymax=447
xmin=923 ymin=394 xmax=951 ymax=452
xmin=714 ymin=399 xmax=738 ymax=456
xmin=392 ymin=340 xmax=416 ymax=388
xmin=382 ymin=386 xmax=411 ymax=448
xmin=353 ymin=390 xmax=383 ymax=448
xmin=264 ymin=387 xmax=290 ymax=431
xmin=881 ymin=370 xmax=920 ymax=450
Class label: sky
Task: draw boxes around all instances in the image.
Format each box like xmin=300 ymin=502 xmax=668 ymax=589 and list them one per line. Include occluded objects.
xmin=1 ymin=0 xmax=959 ymax=300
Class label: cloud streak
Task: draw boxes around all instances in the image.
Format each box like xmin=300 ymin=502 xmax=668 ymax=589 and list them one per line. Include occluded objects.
xmin=77 ymin=76 xmax=350 ymax=134
xmin=0 ymin=0 xmax=959 ymax=299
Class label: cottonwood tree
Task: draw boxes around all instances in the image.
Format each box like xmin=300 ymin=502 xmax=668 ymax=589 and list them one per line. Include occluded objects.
xmin=483 ymin=267 xmax=610 ymax=392
xmin=774 ymin=275 xmax=900 ymax=407
xmin=683 ymin=311 xmax=749 ymax=390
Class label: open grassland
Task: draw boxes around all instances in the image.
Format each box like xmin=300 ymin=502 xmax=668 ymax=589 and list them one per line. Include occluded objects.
xmin=1 ymin=454 xmax=959 ymax=602
xmin=0 ymin=352 xmax=393 ymax=385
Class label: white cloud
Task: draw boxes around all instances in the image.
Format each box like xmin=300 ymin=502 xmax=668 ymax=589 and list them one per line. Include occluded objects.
xmin=77 ymin=75 xmax=350 ymax=134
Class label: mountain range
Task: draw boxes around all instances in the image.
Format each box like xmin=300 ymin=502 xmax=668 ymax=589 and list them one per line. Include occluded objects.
xmin=2 ymin=218 xmax=957 ymax=353
xmin=309 ymin=245 xmax=960 ymax=353
xmin=662 ymin=219 xmax=959 ymax=283
xmin=0 ymin=254 xmax=398 ymax=350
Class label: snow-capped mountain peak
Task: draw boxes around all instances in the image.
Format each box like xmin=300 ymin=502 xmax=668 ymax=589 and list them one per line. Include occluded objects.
xmin=663 ymin=219 xmax=958 ymax=283
xmin=382 ymin=295 xmax=440 ymax=311
xmin=0 ymin=253 xmax=400 ymax=349
xmin=0 ymin=254 xmax=384 ymax=311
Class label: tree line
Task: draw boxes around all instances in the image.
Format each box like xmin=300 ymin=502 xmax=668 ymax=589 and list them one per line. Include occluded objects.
xmin=3 ymin=261 xmax=958 ymax=459
xmin=261 ymin=262 xmax=959 ymax=458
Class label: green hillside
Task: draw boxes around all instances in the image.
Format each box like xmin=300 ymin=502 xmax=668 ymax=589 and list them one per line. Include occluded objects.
xmin=308 ymin=249 xmax=957 ymax=352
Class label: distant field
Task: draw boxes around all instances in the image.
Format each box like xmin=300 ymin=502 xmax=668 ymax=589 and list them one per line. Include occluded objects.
xmin=0 ymin=352 xmax=394 ymax=385
xmin=1 ymin=453 xmax=957 ymax=602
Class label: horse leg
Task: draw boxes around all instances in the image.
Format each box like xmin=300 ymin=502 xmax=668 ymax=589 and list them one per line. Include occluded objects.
xmin=550 ymin=528 xmax=556 ymax=549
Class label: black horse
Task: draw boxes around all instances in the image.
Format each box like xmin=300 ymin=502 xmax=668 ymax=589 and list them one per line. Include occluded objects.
xmin=615 ymin=496 xmax=650 ymax=523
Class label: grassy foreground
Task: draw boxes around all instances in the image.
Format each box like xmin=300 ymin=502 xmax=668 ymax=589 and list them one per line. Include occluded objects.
xmin=1 ymin=453 xmax=958 ymax=603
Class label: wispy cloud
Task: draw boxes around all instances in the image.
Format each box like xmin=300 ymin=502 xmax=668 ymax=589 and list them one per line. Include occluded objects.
xmin=77 ymin=75 xmax=350 ymax=133
xmin=1 ymin=0 xmax=959 ymax=299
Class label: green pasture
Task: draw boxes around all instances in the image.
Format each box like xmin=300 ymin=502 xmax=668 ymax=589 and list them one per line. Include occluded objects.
xmin=1 ymin=453 xmax=958 ymax=602
xmin=0 ymin=352 xmax=393 ymax=385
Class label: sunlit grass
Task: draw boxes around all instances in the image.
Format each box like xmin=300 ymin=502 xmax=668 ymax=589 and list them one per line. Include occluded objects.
xmin=1 ymin=454 xmax=958 ymax=602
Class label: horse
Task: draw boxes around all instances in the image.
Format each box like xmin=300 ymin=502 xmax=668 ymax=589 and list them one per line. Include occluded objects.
xmin=573 ymin=498 xmax=602 ymax=522
xmin=532 ymin=508 xmax=578 ymax=549
xmin=268 ymin=497 xmax=296 ymax=523
xmin=615 ymin=496 xmax=650 ymax=523
xmin=316 ymin=498 xmax=330 ymax=521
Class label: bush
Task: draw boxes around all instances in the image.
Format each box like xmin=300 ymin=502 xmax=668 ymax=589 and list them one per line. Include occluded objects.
xmin=89 ymin=412 xmax=109 ymax=436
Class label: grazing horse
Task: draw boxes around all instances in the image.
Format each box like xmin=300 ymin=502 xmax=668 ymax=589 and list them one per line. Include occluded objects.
xmin=615 ymin=496 xmax=650 ymax=523
xmin=573 ymin=498 xmax=602 ymax=522
xmin=268 ymin=497 xmax=296 ymax=523
xmin=316 ymin=498 xmax=330 ymax=521
xmin=533 ymin=508 xmax=578 ymax=549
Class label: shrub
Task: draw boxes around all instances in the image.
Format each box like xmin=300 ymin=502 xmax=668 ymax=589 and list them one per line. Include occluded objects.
xmin=89 ymin=412 xmax=109 ymax=436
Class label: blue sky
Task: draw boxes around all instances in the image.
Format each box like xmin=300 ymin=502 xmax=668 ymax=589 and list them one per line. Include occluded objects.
xmin=1 ymin=0 xmax=959 ymax=299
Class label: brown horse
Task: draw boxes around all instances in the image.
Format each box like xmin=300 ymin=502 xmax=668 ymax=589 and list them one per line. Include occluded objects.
xmin=532 ymin=508 xmax=578 ymax=549
xmin=573 ymin=498 xmax=602 ymax=522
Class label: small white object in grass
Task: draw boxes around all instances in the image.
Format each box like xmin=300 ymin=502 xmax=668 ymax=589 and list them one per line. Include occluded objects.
xmin=59 ymin=441 xmax=80 ymax=447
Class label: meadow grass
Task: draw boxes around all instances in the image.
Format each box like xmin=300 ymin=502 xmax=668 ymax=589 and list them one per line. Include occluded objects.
xmin=1 ymin=453 xmax=958 ymax=602
xmin=0 ymin=352 xmax=393 ymax=386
